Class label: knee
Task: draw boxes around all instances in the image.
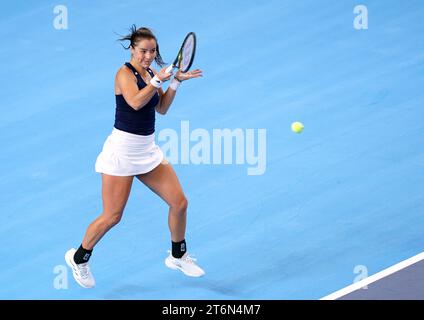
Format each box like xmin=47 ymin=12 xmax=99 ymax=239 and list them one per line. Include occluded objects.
xmin=172 ymin=195 xmax=188 ymax=214
xmin=103 ymin=212 xmax=123 ymax=228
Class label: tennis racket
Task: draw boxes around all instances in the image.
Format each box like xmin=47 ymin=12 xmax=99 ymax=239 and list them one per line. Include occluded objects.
xmin=165 ymin=32 xmax=196 ymax=74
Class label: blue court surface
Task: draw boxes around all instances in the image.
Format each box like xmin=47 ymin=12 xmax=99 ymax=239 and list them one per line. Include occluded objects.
xmin=1 ymin=0 xmax=423 ymax=299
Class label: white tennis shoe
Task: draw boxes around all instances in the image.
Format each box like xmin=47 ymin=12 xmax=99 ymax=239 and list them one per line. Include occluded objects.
xmin=165 ymin=251 xmax=205 ymax=277
xmin=65 ymin=248 xmax=95 ymax=288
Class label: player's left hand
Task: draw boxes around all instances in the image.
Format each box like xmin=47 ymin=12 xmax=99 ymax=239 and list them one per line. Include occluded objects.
xmin=175 ymin=69 xmax=203 ymax=81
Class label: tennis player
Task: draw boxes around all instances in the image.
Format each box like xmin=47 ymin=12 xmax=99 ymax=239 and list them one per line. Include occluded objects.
xmin=65 ymin=26 xmax=204 ymax=288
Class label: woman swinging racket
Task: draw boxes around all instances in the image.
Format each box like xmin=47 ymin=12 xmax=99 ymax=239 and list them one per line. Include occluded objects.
xmin=65 ymin=25 xmax=204 ymax=288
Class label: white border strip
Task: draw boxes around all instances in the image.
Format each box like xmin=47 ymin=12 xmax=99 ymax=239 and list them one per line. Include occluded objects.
xmin=320 ymin=251 xmax=424 ymax=300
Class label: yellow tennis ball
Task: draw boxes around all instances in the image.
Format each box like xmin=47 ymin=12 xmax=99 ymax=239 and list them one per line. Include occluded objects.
xmin=291 ymin=121 xmax=304 ymax=133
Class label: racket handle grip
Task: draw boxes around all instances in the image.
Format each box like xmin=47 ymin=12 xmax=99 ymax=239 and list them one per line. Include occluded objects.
xmin=165 ymin=65 xmax=174 ymax=73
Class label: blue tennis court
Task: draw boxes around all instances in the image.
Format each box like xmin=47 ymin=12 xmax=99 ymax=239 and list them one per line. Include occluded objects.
xmin=1 ymin=0 xmax=423 ymax=299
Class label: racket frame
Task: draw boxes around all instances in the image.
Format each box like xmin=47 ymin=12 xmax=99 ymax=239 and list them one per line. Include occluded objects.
xmin=165 ymin=32 xmax=196 ymax=74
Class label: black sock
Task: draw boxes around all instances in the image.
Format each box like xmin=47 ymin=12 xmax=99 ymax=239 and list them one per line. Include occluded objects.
xmin=73 ymin=244 xmax=93 ymax=264
xmin=172 ymin=239 xmax=186 ymax=258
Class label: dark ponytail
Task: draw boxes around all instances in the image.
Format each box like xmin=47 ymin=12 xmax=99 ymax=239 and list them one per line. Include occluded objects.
xmin=118 ymin=24 xmax=165 ymax=67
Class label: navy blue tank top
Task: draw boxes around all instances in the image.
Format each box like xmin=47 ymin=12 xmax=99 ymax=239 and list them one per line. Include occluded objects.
xmin=114 ymin=62 xmax=159 ymax=135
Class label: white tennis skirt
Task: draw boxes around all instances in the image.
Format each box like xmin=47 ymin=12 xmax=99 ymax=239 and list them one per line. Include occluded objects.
xmin=95 ymin=128 xmax=164 ymax=176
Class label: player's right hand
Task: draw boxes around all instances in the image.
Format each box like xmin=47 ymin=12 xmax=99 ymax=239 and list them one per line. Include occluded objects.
xmin=156 ymin=67 xmax=173 ymax=82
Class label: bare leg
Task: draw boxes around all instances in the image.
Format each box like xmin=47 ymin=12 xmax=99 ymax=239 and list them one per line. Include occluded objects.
xmin=137 ymin=160 xmax=187 ymax=242
xmin=81 ymin=174 xmax=134 ymax=250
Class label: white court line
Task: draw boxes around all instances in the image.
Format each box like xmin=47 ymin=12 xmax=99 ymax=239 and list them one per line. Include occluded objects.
xmin=320 ymin=251 xmax=424 ymax=300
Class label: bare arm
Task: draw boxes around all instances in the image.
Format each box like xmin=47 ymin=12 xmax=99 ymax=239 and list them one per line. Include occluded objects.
xmin=115 ymin=67 xmax=171 ymax=111
xmin=156 ymin=85 xmax=177 ymax=115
